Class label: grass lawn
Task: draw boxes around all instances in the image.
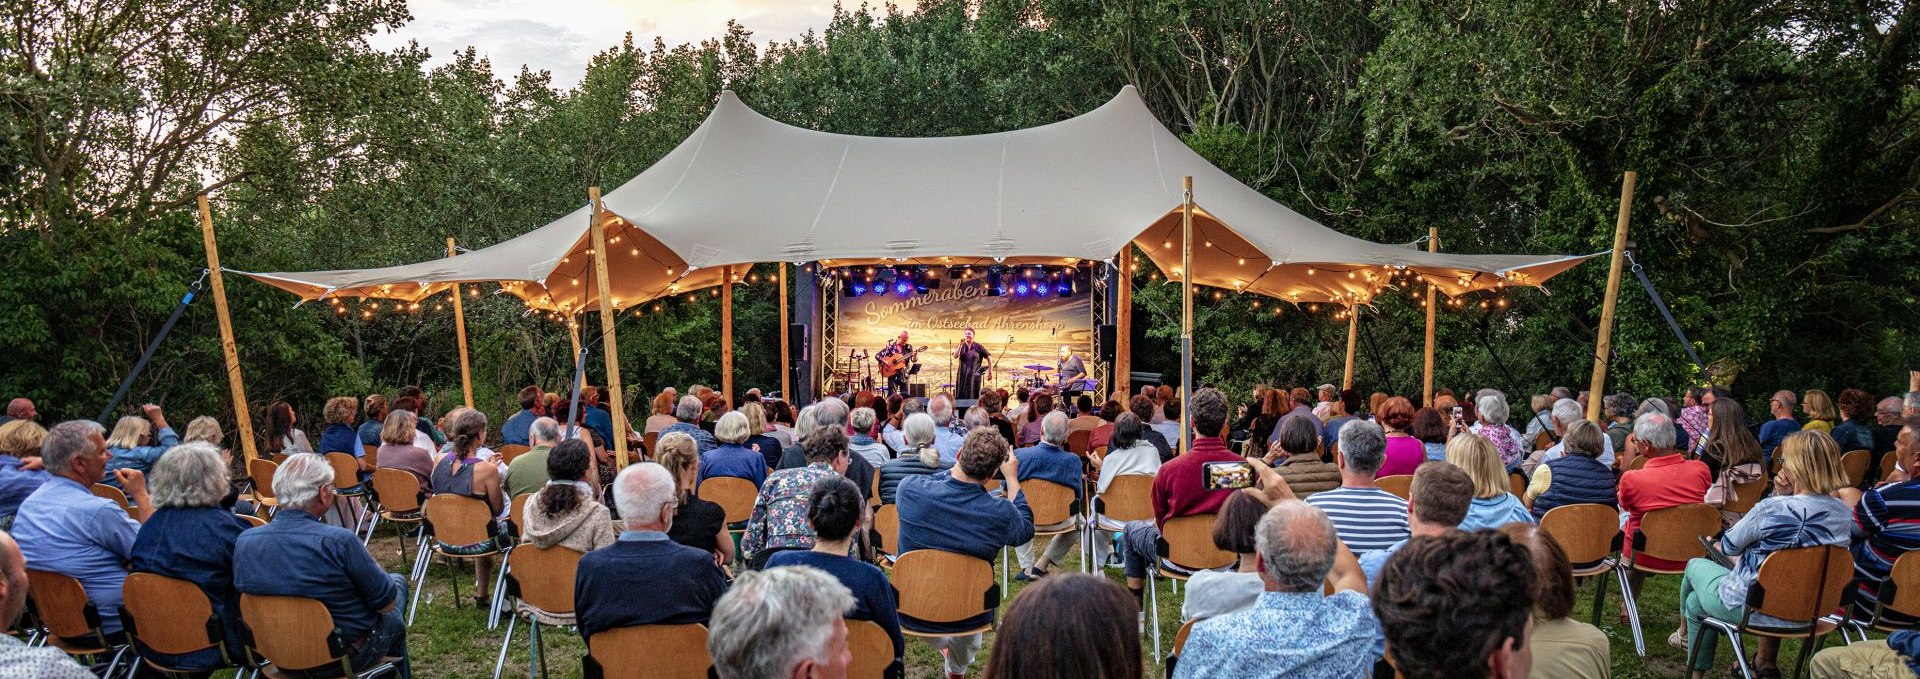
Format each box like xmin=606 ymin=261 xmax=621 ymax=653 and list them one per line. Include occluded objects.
xmin=363 ymin=527 xmax=1852 ymax=679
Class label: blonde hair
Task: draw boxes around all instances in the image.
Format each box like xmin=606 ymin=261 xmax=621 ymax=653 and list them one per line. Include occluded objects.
xmin=655 ymin=432 xmax=699 ymax=502
xmin=1802 ymin=390 xmax=1837 ymax=422
xmin=0 ymin=421 xmax=47 ymax=458
xmin=1444 ymin=434 xmax=1508 ymax=499
xmin=182 ymin=416 xmax=224 ymax=445
xmin=740 ymin=402 xmax=767 ymax=434
xmin=323 ymin=396 xmax=359 ymax=426
xmin=106 ymin=415 xmax=151 ymax=449
xmin=1779 ymin=430 xmax=1849 ymax=496
xmin=381 ymin=410 xmax=418 ymax=446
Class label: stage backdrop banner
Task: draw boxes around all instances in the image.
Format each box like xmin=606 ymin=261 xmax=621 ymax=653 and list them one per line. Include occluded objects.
xmin=833 ymin=278 xmax=1092 ymax=395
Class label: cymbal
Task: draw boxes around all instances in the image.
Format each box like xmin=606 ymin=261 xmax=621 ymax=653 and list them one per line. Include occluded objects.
xmin=940 ymin=383 xmax=955 ymax=388
xmin=1024 ymin=365 xmax=1053 ymax=371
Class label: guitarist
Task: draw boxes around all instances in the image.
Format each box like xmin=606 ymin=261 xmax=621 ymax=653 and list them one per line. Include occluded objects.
xmin=876 ymin=331 xmax=916 ymax=395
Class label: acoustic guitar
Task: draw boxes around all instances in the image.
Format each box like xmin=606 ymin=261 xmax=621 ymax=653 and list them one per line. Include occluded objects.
xmin=877 ymin=347 xmax=922 ymax=378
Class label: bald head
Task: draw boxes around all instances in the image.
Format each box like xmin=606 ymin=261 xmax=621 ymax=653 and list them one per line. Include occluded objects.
xmin=4 ymin=399 xmax=31 ymax=421
xmin=1255 ymin=500 xmax=1340 ymax=592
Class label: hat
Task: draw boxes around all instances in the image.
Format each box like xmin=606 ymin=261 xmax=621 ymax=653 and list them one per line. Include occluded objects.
xmin=1315 ymin=384 xmax=1337 ymax=393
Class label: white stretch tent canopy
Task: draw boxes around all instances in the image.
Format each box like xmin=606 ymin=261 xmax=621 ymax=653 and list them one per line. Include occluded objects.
xmin=239 ymin=85 xmax=1596 ymax=310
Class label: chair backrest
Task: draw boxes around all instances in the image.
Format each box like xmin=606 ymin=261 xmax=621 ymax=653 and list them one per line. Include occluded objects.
xmin=1022 ymin=479 xmax=1076 ymax=526
xmin=1629 ymin=455 xmax=1651 ymax=471
xmin=1171 ymin=618 xmax=1198 ymax=656
xmin=1724 ymin=476 xmax=1770 ymax=515
xmin=248 ymin=458 xmax=279 ymax=500
xmin=238 ymin=513 xmax=266 ymax=528
xmin=1539 ymin=503 xmax=1621 ymax=566
xmin=1162 ymin=514 xmax=1234 ymax=571
xmin=1533 ymin=431 xmax=1555 ymax=451
xmin=697 ymin=477 xmax=758 ymax=524
xmin=1067 ymin=429 xmax=1092 ymax=456
xmin=1749 ymin=545 xmax=1853 ymax=622
xmin=643 ymin=431 xmax=660 ymax=458
xmin=1842 ymin=450 xmax=1870 ymax=488
xmin=324 ymin=453 xmax=360 ymax=489
xmin=27 ymin=570 xmax=98 ymax=639
xmin=498 ymin=444 xmax=532 ymax=465
xmin=873 ymin=504 xmax=900 ymax=557
xmin=371 ymin=468 xmax=424 ymax=514
xmin=122 ymin=573 xmax=217 ymax=656
xmin=868 ymin=472 xmax=880 ymax=509
xmin=424 ymin=494 xmax=496 ymax=547
xmin=239 ymin=594 xmax=339 ymax=672
xmin=508 ymin=545 xmax=582 ymax=615
xmin=847 ymin=619 xmax=894 ymax=679
xmin=589 ymin=624 xmax=710 ymax=679
xmin=1635 ymin=503 xmax=1722 ymax=565
xmin=1879 ymin=551 xmax=1920 ymax=621
xmin=90 ymin=483 xmax=135 ymax=519
xmin=1884 ymin=454 xmax=1901 ymax=483
xmin=1376 ymin=475 xmax=1413 ymax=500
xmin=893 ymin=550 xmax=995 ymax=625
xmin=1098 ymin=475 xmax=1154 ymax=523
xmin=1508 ymin=472 xmax=1528 ymax=500
xmin=510 ymin=493 xmax=533 ymax=536
xmin=362 ymin=444 xmax=379 ymax=460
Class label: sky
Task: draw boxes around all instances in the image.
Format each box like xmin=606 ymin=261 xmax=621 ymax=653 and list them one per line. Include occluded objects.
xmin=367 ymin=0 xmax=876 ymax=89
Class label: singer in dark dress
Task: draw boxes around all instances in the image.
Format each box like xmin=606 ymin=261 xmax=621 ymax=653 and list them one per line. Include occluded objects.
xmin=954 ymin=328 xmax=991 ymax=401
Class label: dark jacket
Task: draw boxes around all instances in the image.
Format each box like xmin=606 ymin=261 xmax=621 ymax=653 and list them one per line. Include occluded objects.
xmin=1532 ymin=455 xmax=1618 ymax=517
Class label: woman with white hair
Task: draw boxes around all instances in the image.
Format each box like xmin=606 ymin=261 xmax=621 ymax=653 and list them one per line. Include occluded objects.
xmin=877 ymin=414 xmax=951 ymax=505
xmin=847 ymin=408 xmax=890 ymax=468
xmin=1468 ymin=391 xmax=1528 ymax=471
xmin=128 ymin=442 xmax=253 ymax=670
xmin=700 ymin=411 xmax=769 ymax=489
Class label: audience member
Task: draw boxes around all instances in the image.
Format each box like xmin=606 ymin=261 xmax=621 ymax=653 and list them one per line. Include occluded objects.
xmin=1264 ymin=414 xmax=1338 ymax=497
xmin=664 ymin=395 xmax=719 ymax=453
xmin=1527 ymin=399 xmax=1616 ymax=474
xmin=927 ymin=395 xmax=965 ymax=462
xmin=0 ymin=530 xmax=93 ymax=676
xmin=375 ymin=409 xmax=434 ymax=492
xmin=707 ymin=566 xmax=854 ymax=679
xmin=743 ymin=427 xmax=849 ymax=567
xmin=1448 ymin=433 xmax=1535 ymax=531
xmin=14 ymin=420 xmax=148 ymax=637
xmin=1526 ymin=420 xmax=1618 ymax=517
xmin=103 ymin=404 xmax=177 ymax=483
xmin=644 ymin=391 xmax=679 ymax=435
xmin=1182 ymin=490 xmax=1274 ymax=621
xmin=358 ymin=393 xmax=389 ymax=447
xmin=1095 ymin=413 xmax=1160 ymax=496
xmin=1501 ymin=523 xmax=1610 ymax=679
xmin=429 ymin=408 xmax=505 ymax=603
xmin=656 ymin=432 xmax=734 ymax=566
xmin=1359 ymin=461 xmax=1473 ymax=586
xmin=1174 ymin=500 xmax=1373 ymax=679
xmin=263 ymin=401 xmax=312 ymax=456
xmin=1847 ymin=417 xmax=1920 ymax=625
xmin=1831 ymin=388 xmax=1878 ymax=465
xmin=0 ymin=398 xmax=34 ymax=429
xmin=1319 ymin=389 xmax=1363 ymax=452
xmin=984 ymin=574 xmax=1142 ymax=679
xmin=877 ymin=414 xmax=950 ymax=505
xmin=766 ymin=401 xmax=798 ymax=449
xmin=235 ymin=453 xmax=410 ymax=677
xmin=1374 ymin=397 xmax=1424 ymax=476
xmin=1678 ymin=387 xmax=1710 ymax=446
xmin=1616 ymin=411 xmax=1710 ymax=599
xmin=1127 ymin=395 xmax=1175 ymax=462
xmin=317 ymin=396 xmax=362 ymax=460
xmin=1697 ymin=398 xmax=1764 ymax=482
xmin=504 ymin=417 xmax=563 ymax=497
xmin=1803 ymin=389 xmax=1837 ymax=433
xmin=181 ymin=415 xmax=223 ymax=446
xmin=522 ymin=439 xmax=617 ymax=554
xmin=1524 ymin=393 xmax=1557 ymax=445
xmin=566 ymin=387 xmax=617 ymax=451
xmin=739 ymin=402 xmax=786 ymax=472
xmin=1601 ymin=393 xmax=1636 ymax=452
xmin=1303 ymin=421 xmax=1410 ymax=553
xmin=895 ymin=428 xmax=1033 ymax=678
xmin=499 ymin=386 xmax=542 ymax=447
xmin=1409 ymin=407 xmax=1449 ymax=462
xmin=127 ymin=442 xmax=251 ymax=669
xmin=765 ymin=477 xmax=902 ymax=672
xmin=848 ymin=408 xmax=891 ymax=468
xmin=1470 ymin=391 xmax=1528 ymax=470
xmin=574 ymin=462 xmax=729 ymax=640
xmin=1120 ymin=389 xmax=1242 ymax=602
xmin=1676 ymin=430 xmax=1852 ymax=679
xmin=1012 ymin=411 xmax=1083 ymax=580
xmin=1808 ymin=632 xmax=1920 ymax=678
xmin=0 ymin=421 xmax=48 ymax=530
xmin=1374 ymin=531 xmax=1537 ymax=679
xmin=1757 ymin=390 xmax=1803 ymax=462
xmin=703 ymin=411 xmax=771 ymax=489
xmin=1875 ymin=396 xmax=1907 ymax=457
xmin=1068 ymin=395 xmax=1103 ymax=433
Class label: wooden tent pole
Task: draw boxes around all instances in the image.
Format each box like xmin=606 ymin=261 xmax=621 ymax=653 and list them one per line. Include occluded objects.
xmin=1343 ymin=305 xmax=1359 ymax=390
xmin=722 ymin=265 xmax=735 ymax=406
xmin=446 ymin=238 xmax=475 ymax=409
xmin=779 ymin=263 xmax=790 ymax=400
xmin=196 ymin=194 xmax=258 ymax=464
xmin=1180 ymin=176 xmax=1194 ymax=453
xmin=1115 ymin=247 xmax=1133 ymax=400
xmin=568 ymin=316 xmax=581 ymax=359
xmin=1422 ymin=228 xmax=1439 ymax=407
xmin=588 ymin=187 xmax=631 ymax=468
xmin=1587 ymin=171 xmax=1637 ymax=423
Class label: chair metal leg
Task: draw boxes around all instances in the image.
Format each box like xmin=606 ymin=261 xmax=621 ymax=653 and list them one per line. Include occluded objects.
xmin=532 ymin=621 xmax=546 ymax=679
xmin=407 ymin=547 xmax=432 ymax=625
xmin=1590 ymin=568 xmax=1610 ymax=626
xmin=492 ymin=613 xmax=518 ymax=679
xmin=1724 ymin=628 xmax=1755 ymax=679
xmin=488 ymin=554 xmax=512 ymax=629
xmin=363 ymin=513 xmax=382 ymax=547
xmin=1791 ymin=632 xmax=1824 ymax=679
xmin=1148 ymin=569 xmax=1161 ymax=661
xmin=1000 ymin=546 xmax=1009 ymax=593
xmin=1616 ymin=567 xmax=1645 ymax=656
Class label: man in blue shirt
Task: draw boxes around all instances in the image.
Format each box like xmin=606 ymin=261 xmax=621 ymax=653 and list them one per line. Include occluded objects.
xmin=928 ymin=396 xmax=964 ymax=463
xmin=234 ymin=453 xmax=410 ymax=677
xmin=662 ymin=395 xmax=719 ymax=453
xmin=13 ymin=420 xmax=151 ymax=638
xmin=1758 ymin=390 xmax=1803 ymax=463
xmin=575 ymin=462 xmax=730 ymax=643
xmin=1012 ymin=411 xmax=1083 ymax=581
xmin=500 ymin=385 xmax=543 ymax=447
xmin=896 ymin=428 xmax=1032 ymax=679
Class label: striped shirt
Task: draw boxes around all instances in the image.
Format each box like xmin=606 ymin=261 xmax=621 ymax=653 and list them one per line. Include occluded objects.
xmin=1304 ymin=487 xmax=1409 ymax=553
xmin=1851 ymin=479 xmax=1920 ymax=621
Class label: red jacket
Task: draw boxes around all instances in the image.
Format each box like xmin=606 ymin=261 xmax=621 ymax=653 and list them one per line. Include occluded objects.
xmin=1152 ymin=436 xmax=1241 ymax=528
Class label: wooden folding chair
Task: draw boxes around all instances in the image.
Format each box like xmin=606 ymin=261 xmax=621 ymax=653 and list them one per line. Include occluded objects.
xmin=868 ymin=472 xmax=881 ymax=509
xmin=509 ymin=493 xmax=533 ymax=538
xmin=363 ymin=444 xmax=380 ymax=465
xmin=1539 ymin=504 xmax=1623 ymax=626
xmin=1723 ymin=476 xmax=1770 ymax=516
xmin=412 ymin=494 xmax=508 ymax=629
xmin=90 ymin=483 xmax=136 ymax=519
xmin=122 ymin=572 xmax=248 ymax=674
xmin=1086 ymin=475 xmax=1154 ymax=571
xmin=847 ymin=619 xmax=898 ymax=679
xmin=496 ymin=444 xmax=530 ymax=465
xmin=1004 ymin=478 xmax=1079 ymax=583
xmin=697 ymin=476 xmax=758 ymax=531
xmin=1164 ymin=618 xmax=1199 ymax=677
xmin=1067 ymin=429 xmax=1092 ymax=456
xmin=492 ymin=545 xmax=583 ymax=679
xmin=587 ymin=624 xmax=709 ymax=679
xmin=1701 ymin=545 xmax=1853 ymax=679
xmin=1841 ymin=450 xmax=1870 ymax=488
xmin=1829 ymin=550 xmax=1920 ymax=639
xmin=326 ymin=452 xmax=372 ymax=532
xmin=240 ymin=593 xmax=405 ymax=678
xmin=26 ymin=569 xmax=130 ymax=675
xmin=1883 ymin=454 xmax=1900 ymax=484
xmin=238 ymin=513 xmax=266 ymax=528
xmin=642 ymin=431 xmax=660 ymax=459
xmin=873 ymin=504 xmax=901 ymax=567
xmin=1148 ymin=515 xmax=1233 ymax=659
xmin=365 ymin=468 xmax=429 ymax=566
xmin=1629 ymin=455 xmax=1651 ymax=471
xmin=247 ymin=458 xmax=281 ymax=517
xmin=1619 ymin=502 xmax=1723 ymax=656
xmin=1508 ymin=472 xmax=1528 ymax=501
xmin=1376 ymin=475 xmax=1413 ymax=500
xmin=894 ymin=550 xmax=998 ymax=657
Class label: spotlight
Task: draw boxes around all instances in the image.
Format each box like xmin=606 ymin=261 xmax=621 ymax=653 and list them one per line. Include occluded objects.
xmin=895 ymin=280 xmax=912 ymax=295
xmin=1036 ymin=282 xmax=1050 ymax=297
xmin=1056 ymin=284 xmax=1070 ymax=295
xmin=1015 ymin=282 xmax=1030 ymax=296
xmin=851 ymin=283 xmax=867 ymax=296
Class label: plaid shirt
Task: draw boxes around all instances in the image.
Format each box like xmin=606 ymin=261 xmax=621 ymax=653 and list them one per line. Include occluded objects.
xmin=741 ymin=462 xmax=838 ymax=556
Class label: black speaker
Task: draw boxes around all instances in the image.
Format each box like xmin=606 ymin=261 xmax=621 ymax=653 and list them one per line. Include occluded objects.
xmin=1097 ymin=324 xmax=1116 ymax=351
xmin=789 ymin=324 xmax=808 ymax=358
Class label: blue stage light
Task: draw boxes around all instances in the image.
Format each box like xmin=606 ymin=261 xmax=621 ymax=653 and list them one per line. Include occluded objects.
xmin=1015 ymin=282 xmax=1030 ymax=296
xmin=895 ymin=281 xmax=912 ymax=295
xmin=851 ymin=283 xmax=867 ymax=295
xmin=1036 ymin=282 xmax=1050 ymax=296
xmin=1057 ymin=284 xmax=1071 ymax=295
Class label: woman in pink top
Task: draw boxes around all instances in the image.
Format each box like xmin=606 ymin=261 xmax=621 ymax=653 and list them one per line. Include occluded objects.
xmin=1375 ymin=396 xmax=1424 ymax=476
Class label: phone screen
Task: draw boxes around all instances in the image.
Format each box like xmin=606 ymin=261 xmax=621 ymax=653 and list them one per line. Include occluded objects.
xmin=1202 ymin=461 xmax=1255 ymax=490
xmin=1451 ymin=406 xmax=1464 ymax=419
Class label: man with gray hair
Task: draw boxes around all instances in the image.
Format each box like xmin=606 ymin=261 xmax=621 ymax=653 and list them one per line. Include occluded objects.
xmin=707 ymin=566 xmax=854 ymax=679
xmin=664 ymin=395 xmax=719 ymax=453
xmin=1303 ymin=420 xmax=1410 ymax=553
xmin=575 ymin=462 xmax=728 ymax=642
xmin=504 ymin=416 xmax=563 ymax=497
xmin=881 ymin=397 xmax=927 ymax=453
xmin=1173 ymin=501 xmax=1376 ymax=678
xmin=927 ymin=394 xmax=964 ymax=463
xmin=13 ymin=420 xmax=150 ymax=637
xmin=847 ymin=407 xmax=889 ymax=468
xmin=1616 ymin=411 xmax=1710 ymax=599
xmin=234 ymin=453 xmax=411 ymax=675
xmin=1524 ymin=398 xmax=1615 ymax=476
xmin=1011 ymin=411 xmax=1082 ymax=580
